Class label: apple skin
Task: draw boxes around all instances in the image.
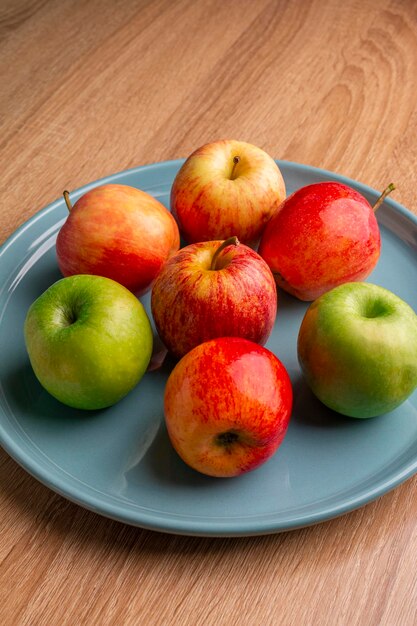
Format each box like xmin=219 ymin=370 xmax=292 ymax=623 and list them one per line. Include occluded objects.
xmin=297 ymin=282 xmax=417 ymax=418
xmin=151 ymin=238 xmax=277 ymax=359
xmin=258 ymin=182 xmax=381 ymax=301
xmin=24 ymin=274 xmax=153 ymax=410
xmin=170 ymin=140 xmax=286 ymax=246
xmin=56 ymin=184 xmax=180 ymax=295
xmin=164 ymin=337 xmax=293 ymax=477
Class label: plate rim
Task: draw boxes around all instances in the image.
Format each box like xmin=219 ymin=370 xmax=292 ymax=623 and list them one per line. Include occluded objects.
xmin=1 ymin=159 xmax=416 ymax=537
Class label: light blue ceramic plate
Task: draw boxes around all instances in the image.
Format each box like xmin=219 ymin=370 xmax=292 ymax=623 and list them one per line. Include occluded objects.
xmin=0 ymin=160 xmax=416 ymax=537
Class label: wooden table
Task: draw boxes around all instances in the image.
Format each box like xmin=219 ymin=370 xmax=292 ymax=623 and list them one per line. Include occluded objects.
xmin=1 ymin=1 xmax=417 ymax=624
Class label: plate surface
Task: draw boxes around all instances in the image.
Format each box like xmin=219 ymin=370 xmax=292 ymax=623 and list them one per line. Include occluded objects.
xmin=1 ymin=160 xmax=416 ymax=537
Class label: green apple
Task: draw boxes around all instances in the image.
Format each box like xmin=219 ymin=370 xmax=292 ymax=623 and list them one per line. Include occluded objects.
xmin=24 ymin=275 xmax=153 ymax=410
xmin=297 ymin=282 xmax=417 ymax=418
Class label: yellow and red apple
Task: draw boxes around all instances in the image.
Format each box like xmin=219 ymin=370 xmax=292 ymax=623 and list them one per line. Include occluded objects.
xmin=171 ymin=140 xmax=286 ymax=246
xmin=57 ymin=184 xmax=180 ymax=295
xmin=151 ymin=237 xmax=277 ymax=358
xmin=164 ymin=337 xmax=293 ymax=477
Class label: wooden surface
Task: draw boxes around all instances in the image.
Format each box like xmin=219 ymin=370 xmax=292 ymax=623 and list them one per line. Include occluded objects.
xmin=1 ymin=1 xmax=417 ymax=624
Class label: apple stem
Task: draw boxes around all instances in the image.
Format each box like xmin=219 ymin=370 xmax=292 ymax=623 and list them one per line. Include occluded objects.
xmin=63 ymin=190 xmax=73 ymax=212
xmin=373 ymin=183 xmax=396 ymax=212
xmin=230 ymin=155 xmax=240 ymax=179
xmin=210 ymin=236 xmax=240 ymax=271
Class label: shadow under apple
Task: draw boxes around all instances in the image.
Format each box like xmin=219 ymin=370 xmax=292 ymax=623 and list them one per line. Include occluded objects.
xmin=290 ymin=373 xmax=358 ymax=429
xmin=125 ymin=419 xmax=221 ymax=490
xmin=4 ymin=362 xmax=109 ymax=424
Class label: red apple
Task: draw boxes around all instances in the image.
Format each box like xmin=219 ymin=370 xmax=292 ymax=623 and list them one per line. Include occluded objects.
xmin=258 ymin=182 xmax=394 ymax=301
xmin=164 ymin=337 xmax=293 ymax=477
xmin=151 ymin=237 xmax=277 ymax=358
xmin=171 ymin=140 xmax=286 ymax=246
xmin=56 ymin=184 xmax=180 ymax=294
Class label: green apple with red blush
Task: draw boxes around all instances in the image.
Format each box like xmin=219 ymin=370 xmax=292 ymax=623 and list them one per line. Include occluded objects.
xmin=259 ymin=181 xmax=395 ymax=301
xmin=56 ymin=184 xmax=180 ymax=295
xmin=164 ymin=337 xmax=293 ymax=477
xmin=297 ymin=282 xmax=417 ymax=418
xmin=151 ymin=236 xmax=277 ymax=359
xmin=171 ymin=139 xmax=286 ymax=246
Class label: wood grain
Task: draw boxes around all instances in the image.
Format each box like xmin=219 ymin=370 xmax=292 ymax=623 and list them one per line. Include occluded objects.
xmin=1 ymin=0 xmax=417 ymax=624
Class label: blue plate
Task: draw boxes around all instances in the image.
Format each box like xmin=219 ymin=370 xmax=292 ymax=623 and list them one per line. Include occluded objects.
xmin=0 ymin=160 xmax=416 ymax=536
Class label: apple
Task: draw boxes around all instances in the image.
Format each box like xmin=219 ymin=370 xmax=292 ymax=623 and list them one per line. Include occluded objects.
xmin=56 ymin=184 xmax=180 ymax=295
xmin=297 ymin=282 xmax=417 ymax=418
xmin=259 ymin=182 xmax=395 ymax=301
xmin=151 ymin=236 xmax=277 ymax=359
xmin=24 ymin=274 xmax=153 ymax=410
xmin=164 ymin=337 xmax=293 ymax=477
xmin=170 ymin=140 xmax=286 ymax=246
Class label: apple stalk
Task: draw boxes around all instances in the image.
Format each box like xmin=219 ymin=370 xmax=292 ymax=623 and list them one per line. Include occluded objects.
xmin=230 ymin=155 xmax=240 ymax=180
xmin=63 ymin=190 xmax=73 ymax=212
xmin=210 ymin=236 xmax=240 ymax=271
xmin=373 ymin=183 xmax=395 ymax=212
